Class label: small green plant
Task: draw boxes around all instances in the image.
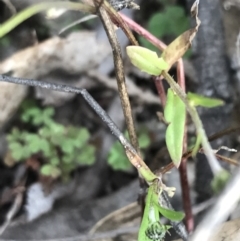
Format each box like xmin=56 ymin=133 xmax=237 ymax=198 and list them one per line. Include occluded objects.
xmin=7 ymin=104 xmax=95 ymax=180
xmin=108 ymin=129 xmax=150 ymax=171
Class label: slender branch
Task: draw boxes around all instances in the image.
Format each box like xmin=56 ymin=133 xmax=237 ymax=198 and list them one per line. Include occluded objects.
xmin=102 ymin=1 xmax=138 ymax=45
xmin=94 ymin=1 xmax=149 ymax=211
xmin=0 ymin=74 xmax=156 ymax=182
xmin=94 ymin=0 xmax=140 ymax=154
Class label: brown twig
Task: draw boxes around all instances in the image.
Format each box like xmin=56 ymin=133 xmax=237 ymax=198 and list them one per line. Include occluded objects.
xmin=94 ymin=0 xmax=149 ymax=215
xmin=99 ymin=0 xmax=138 ymax=45
xmin=94 ymin=0 xmax=139 ymax=153
xmin=0 ymin=186 xmax=24 ymax=235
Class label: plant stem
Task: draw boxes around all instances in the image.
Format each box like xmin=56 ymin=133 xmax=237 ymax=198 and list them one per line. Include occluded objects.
xmin=121 ymin=12 xmax=193 ymax=230
xmin=0 ymin=74 xmax=157 ymax=182
xmin=95 ymin=0 xmax=140 ymax=154
xmin=162 ymin=71 xmax=223 ymax=175
xmin=177 ymin=58 xmax=194 ymax=232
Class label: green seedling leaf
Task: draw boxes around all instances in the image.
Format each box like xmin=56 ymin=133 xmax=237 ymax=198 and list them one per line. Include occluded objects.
xmin=77 ymin=145 xmax=95 ymax=165
xmin=108 ymin=142 xmax=132 ymax=171
xmin=9 ymin=142 xmax=24 ymax=160
xmin=187 ymin=92 xmax=224 ymax=108
xmin=21 ymin=107 xmax=41 ymax=123
xmin=43 ymin=107 xmax=55 ymax=118
xmin=126 ymin=46 xmax=169 ymax=75
xmin=7 ymin=128 xmax=21 ymax=142
xmin=164 ymin=89 xmax=186 ymax=167
xmin=211 ymin=169 xmax=230 ymax=194
xmin=157 ymin=205 xmax=185 ymax=221
xmin=75 ymin=128 xmax=90 ymax=147
xmin=62 ymin=155 xmax=73 ymax=164
xmin=48 ymin=123 xmax=65 ymax=134
xmin=138 ymin=130 xmax=151 ymax=148
xmin=61 ymin=140 xmax=75 ymax=154
xmin=148 ymin=6 xmax=189 ymax=38
xmin=41 ymin=164 xmax=61 ymax=178
xmin=50 ymin=157 xmax=60 ymax=165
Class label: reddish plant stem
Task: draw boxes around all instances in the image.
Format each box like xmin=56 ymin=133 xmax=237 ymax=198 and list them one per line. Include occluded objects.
xmin=177 ymin=58 xmax=194 ymax=232
xmin=154 ymin=76 xmax=166 ymax=108
xmin=121 ymin=13 xmax=194 ymax=232
xmin=120 ymin=13 xmax=166 ymax=50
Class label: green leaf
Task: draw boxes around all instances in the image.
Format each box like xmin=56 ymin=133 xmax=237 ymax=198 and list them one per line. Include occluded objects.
xmin=148 ymin=6 xmax=189 ymax=38
xmin=40 ymin=164 xmax=61 ymax=178
xmin=61 ymin=140 xmax=75 ymax=154
xmin=50 ymin=157 xmax=59 ymax=165
xmin=126 ymin=46 xmax=169 ymax=76
xmin=187 ymin=92 xmax=224 ymax=108
xmin=43 ymin=107 xmax=54 ymax=118
xmin=211 ymin=170 xmax=230 ymax=194
xmin=39 ymin=126 xmax=51 ymax=138
xmin=9 ymin=142 xmax=24 ymax=160
xmin=7 ymin=128 xmax=21 ymax=142
xmin=164 ymin=89 xmax=186 ymax=167
xmin=21 ymin=107 xmax=41 ymax=124
xmin=75 ymin=128 xmax=90 ymax=147
xmin=157 ymin=205 xmax=185 ymax=221
xmin=38 ymin=138 xmax=51 ymax=156
xmin=48 ymin=123 xmax=65 ymax=134
xmin=62 ymin=155 xmax=73 ymax=164
xmin=138 ymin=131 xmax=151 ymax=149
xmin=108 ymin=142 xmax=132 ymax=171
xmin=76 ymin=145 xmax=95 ymax=165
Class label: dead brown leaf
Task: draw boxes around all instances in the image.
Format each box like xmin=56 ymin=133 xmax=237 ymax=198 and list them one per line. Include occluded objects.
xmin=161 ymin=0 xmax=201 ymax=70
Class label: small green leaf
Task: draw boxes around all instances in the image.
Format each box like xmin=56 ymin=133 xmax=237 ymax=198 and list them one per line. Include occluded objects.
xmin=164 ymin=89 xmax=186 ymax=167
xmin=126 ymin=46 xmax=169 ymax=76
xmin=50 ymin=157 xmax=59 ymax=165
xmin=211 ymin=169 xmax=230 ymax=194
xmin=108 ymin=142 xmax=132 ymax=171
xmin=75 ymin=128 xmax=90 ymax=148
xmin=61 ymin=140 xmax=75 ymax=154
xmin=9 ymin=142 xmax=24 ymax=160
xmin=39 ymin=127 xmax=51 ymax=138
xmin=138 ymin=131 xmax=151 ymax=149
xmin=62 ymin=155 xmax=72 ymax=164
xmin=41 ymin=164 xmax=61 ymax=178
xmin=43 ymin=107 xmax=55 ymax=118
xmin=77 ymin=146 xmax=95 ymax=165
xmin=7 ymin=128 xmax=21 ymax=142
xmin=148 ymin=6 xmax=189 ymax=38
xmin=49 ymin=123 xmax=65 ymax=134
xmin=21 ymin=107 xmax=41 ymax=124
xmin=38 ymin=139 xmax=51 ymax=156
xmin=157 ymin=205 xmax=185 ymax=221
xmin=187 ymin=92 xmax=224 ymax=108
